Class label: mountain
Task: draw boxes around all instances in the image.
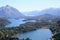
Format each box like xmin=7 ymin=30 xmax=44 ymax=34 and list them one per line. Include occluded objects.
xmin=36 ymin=14 xmax=58 ymax=20
xmin=24 ymin=8 xmax=60 ymax=17
xmin=26 ymin=14 xmax=58 ymax=20
xmin=0 ymin=5 xmax=25 ymax=19
xmin=39 ymin=8 xmax=60 ymax=17
xmin=24 ymin=8 xmax=60 ymax=21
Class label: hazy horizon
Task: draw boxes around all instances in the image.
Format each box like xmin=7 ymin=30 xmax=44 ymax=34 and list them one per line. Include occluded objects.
xmin=0 ymin=0 xmax=60 ymax=12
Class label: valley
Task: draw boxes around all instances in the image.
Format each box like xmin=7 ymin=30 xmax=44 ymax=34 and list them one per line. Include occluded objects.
xmin=0 ymin=5 xmax=60 ymax=40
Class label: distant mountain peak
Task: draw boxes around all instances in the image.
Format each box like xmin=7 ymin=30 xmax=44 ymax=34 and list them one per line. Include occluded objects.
xmin=0 ymin=5 xmax=25 ymax=19
xmin=6 ymin=5 xmax=10 ymax=7
xmin=3 ymin=5 xmax=12 ymax=8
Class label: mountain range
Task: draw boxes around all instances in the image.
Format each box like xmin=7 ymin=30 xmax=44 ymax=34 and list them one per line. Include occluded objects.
xmin=0 ymin=5 xmax=60 ymax=27
xmin=24 ymin=8 xmax=60 ymax=20
xmin=23 ymin=8 xmax=60 ymax=17
xmin=0 ymin=5 xmax=60 ymax=20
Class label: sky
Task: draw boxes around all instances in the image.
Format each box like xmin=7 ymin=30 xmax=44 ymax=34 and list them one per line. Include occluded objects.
xmin=0 ymin=0 xmax=60 ymax=12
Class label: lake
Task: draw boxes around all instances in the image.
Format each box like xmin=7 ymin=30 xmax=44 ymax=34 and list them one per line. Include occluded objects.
xmin=5 ymin=19 xmax=25 ymax=27
xmin=17 ymin=29 xmax=53 ymax=40
xmin=5 ymin=19 xmax=53 ymax=40
xmin=6 ymin=19 xmax=36 ymax=27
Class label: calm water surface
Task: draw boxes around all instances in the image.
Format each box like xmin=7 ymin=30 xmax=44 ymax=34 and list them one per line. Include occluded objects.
xmin=6 ymin=19 xmax=25 ymax=27
xmin=5 ymin=19 xmax=52 ymax=40
xmin=17 ymin=29 xmax=52 ymax=40
xmin=6 ymin=19 xmax=36 ymax=27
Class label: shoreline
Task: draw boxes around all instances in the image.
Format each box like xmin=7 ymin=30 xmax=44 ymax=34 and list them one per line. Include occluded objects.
xmin=13 ymin=28 xmax=49 ymax=37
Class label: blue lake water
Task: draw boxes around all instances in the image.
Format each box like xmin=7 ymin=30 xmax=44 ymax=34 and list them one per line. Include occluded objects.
xmin=17 ymin=29 xmax=52 ymax=40
xmin=6 ymin=19 xmax=36 ymax=27
xmin=5 ymin=19 xmax=52 ymax=40
xmin=6 ymin=19 xmax=25 ymax=27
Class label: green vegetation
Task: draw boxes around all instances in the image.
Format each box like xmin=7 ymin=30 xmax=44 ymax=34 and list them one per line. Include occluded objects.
xmin=50 ymin=20 xmax=60 ymax=40
xmin=0 ymin=18 xmax=10 ymax=27
xmin=0 ymin=18 xmax=60 ymax=40
xmin=0 ymin=18 xmax=51 ymax=40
